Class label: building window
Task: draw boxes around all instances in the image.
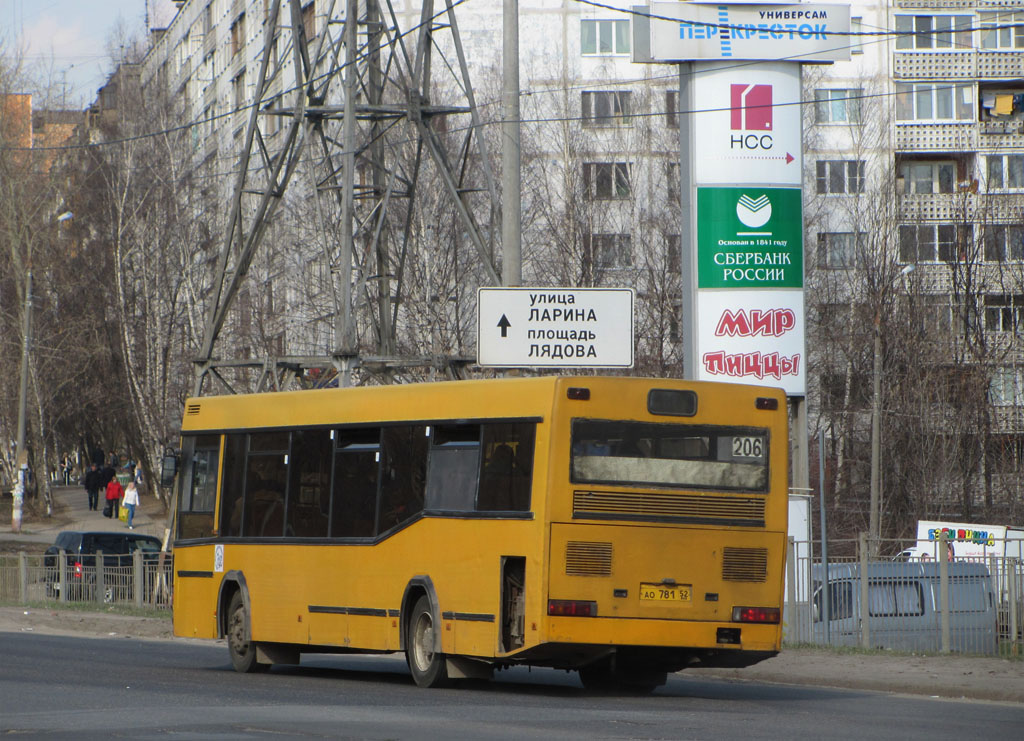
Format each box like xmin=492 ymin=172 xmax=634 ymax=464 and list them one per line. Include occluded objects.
xmin=899 ymin=161 xmax=955 ymax=194
xmin=919 ymin=295 xmax=954 ymax=334
xmin=816 ymin=160 xmax=865 ymax=194
xmin=983 ymin=225 xmax=1024 ymax=262
xmin=986 ymin=154 xmax=1024 ymax=190
xmin=581 ymin=19 xmax=630 ymax=55
xmin=990 ymin=368 xmax=1024 ymax=407
xmin=583 ymin=162 xmax=631 ymax=200
xmin=666 ymin=90 xmax=679 ymax=127
xmin=895 ymin=15 xmax=972 ymax=50
xmin=302 ymin=1 xmax=316 ymax=41
xmin=899 ymin=224 xmax=971 ymax=262
xmin=203 ymin=3 xmax=214 ymax=36
xmin=232 ymin=70 xmax=246 ymax=109
xmin=987 ymin=435 xmax=1024 ymax=474
xmin=666 ymin=161 xmax=679 ymax=201
xmin=850 ymin=17 xmax=864 ymax=54
xmin=817 ymin=232 xmax=863 ymax=269
xmin=814 ymin=89 xmax=862 ymax=123
xmin=581 ymin=91 xmax=632 ymax=126
xmin=586 ymin=233 xmax=632 ymax=270
xmin=231 ymin=13 xmax=246 ymax=57
xmin=984 ymin=295 xmax=1024 ymax=332
xmin=895 ymin=83 xmax=973 ymax=122
xmin=979 ymin=12 xmax=1024 ymax=50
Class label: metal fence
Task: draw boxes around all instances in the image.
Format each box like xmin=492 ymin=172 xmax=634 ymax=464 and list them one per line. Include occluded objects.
xmin=0 ymin=551 xmax=173 ymax=610
xmin=785 ymin=536 xmax=1023 ymax=656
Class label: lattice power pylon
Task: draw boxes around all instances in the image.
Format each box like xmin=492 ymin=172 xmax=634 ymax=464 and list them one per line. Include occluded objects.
xmin=193 ymin=0 xmax=501 ymax=395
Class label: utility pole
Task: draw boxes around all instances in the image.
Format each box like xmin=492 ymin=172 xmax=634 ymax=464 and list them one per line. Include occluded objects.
xmin=12 ymin=269 xmax=33 ymax=533
xmin=502 ymin=0 xmax=521 ymax=286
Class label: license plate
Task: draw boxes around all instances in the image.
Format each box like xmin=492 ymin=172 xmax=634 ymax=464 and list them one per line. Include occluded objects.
xmin=639 ymin=583 xmax=692 ymax=602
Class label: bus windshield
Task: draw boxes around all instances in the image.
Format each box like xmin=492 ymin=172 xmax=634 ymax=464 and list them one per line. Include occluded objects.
xmin=570 ymin=419 xmax=768 ymax=491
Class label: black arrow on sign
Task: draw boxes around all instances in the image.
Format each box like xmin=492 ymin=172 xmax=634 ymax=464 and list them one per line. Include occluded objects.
xmin=497 ymin=314 xmax=511 ymax=338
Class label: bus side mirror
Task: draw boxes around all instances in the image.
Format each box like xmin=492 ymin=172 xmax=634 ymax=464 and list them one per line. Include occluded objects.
xmin=160 ymin=448 xmax=179 ymax=488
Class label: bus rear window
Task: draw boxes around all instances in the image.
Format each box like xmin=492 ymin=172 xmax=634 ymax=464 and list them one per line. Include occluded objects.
xmin=570 ymin=419 xmax=768 ymax=491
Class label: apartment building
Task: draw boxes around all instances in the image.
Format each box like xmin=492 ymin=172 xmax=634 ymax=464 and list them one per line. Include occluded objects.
xmin=807 ymin=2 xmax=1024 ymax=520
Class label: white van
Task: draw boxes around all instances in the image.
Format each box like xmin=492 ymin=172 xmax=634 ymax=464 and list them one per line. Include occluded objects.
xmin=811 ymin=561 xmax=997 ymax=655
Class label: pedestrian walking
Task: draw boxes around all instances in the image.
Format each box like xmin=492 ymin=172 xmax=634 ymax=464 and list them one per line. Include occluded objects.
xmin=122 ymin=478 xmax=140 ymax=529
xmin=60 ymin=454 xmax=72 ymax=486
xmin=105 ymin=475 xmax=124 ymax=520
xmin=83 ymin=463 xmax=103 ymax=511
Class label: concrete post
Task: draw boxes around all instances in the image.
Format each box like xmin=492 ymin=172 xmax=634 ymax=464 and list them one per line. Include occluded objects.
xmin=859 ymin=532 xmax=870 ymax=649
xmin=134 ymin=549 xmax=144 ymax=608
xmin=786 ymin=536 xmax=797 ymax=642
xmin=96 ymin=550 xmax=105 ymax=604
xmin=18 ymin=551 xmax=28 ymax=604
xmin=58 ymin=549 xmax=67 ymax=602
xmin=1008 ymin=558 xmax=1019 ymax=656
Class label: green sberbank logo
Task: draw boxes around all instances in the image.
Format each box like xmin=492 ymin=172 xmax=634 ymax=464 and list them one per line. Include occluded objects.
xmin=697 ymin=186 xmax=803 ymax=289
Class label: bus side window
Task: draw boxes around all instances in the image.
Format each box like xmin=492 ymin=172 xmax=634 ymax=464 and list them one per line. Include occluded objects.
xmin=477 ymin=423 xmax=535 ymax=512
xmin=286 ymin=429 xmax=331 ymax=538
xmin=219 ymin=433 xmax=247 ymax=538
xmin=378 ymin=425 xmax=427 ymax=533
xmin=243 ymin=431 xmax=289 ymax=538
xmin=331 ymin=428 xmax=381 ymax=538
xmin=425 ymin=424 xmax=481 ymax=511
xmin=177 ymin=434 xmax=220 ymax=540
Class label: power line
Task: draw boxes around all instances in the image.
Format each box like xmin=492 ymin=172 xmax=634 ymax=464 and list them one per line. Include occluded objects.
xmin=1 ymin=1 xmax=1015 ymax=162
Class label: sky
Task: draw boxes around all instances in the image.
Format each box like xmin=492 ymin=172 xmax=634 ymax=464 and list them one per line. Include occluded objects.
xmin=8 ymin=0 xmax=178 ymax=107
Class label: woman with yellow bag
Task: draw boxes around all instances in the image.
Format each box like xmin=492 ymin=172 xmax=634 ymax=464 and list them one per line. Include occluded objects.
xmin=122 ymin=479 xmax=140 ymax=529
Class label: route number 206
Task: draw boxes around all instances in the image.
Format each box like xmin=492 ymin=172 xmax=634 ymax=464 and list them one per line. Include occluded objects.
xmin=732 ymin=436 xmax=764 ymax=459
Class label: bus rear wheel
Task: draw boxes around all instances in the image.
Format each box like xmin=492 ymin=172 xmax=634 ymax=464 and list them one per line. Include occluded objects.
xmin=227 ymin=591 xmax=270 ymax=673
xmin=406 ymin=595 xmax=449 ymax=688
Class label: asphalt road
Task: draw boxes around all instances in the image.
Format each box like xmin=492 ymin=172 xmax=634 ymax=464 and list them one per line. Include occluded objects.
xmin=2 ymin=631 xmax=1022 ymax=739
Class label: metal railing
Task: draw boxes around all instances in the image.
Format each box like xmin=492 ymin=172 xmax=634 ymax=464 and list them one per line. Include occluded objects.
xmin=785 ymin=536 xmax=1023 ymax=656
xmin=0 ymin=551 xmax=174 ymax=610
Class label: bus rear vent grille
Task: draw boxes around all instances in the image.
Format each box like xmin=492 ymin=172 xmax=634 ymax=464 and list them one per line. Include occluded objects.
xmin=185 ymin=403 xmax=201 ymax=416
xmin=565 ymin=541 xmax=613 ymax=576
xmin=573 ymin=490 xmax=765 ymax=526
xmin=722 ymin=547 xmax=768 ymax=582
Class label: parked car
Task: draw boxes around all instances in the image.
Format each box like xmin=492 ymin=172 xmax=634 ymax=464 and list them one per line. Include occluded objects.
xmin=810 ymin=561 xmax=997 ymax=655
xmin=44 ymin=531 xmax=163 ymax=602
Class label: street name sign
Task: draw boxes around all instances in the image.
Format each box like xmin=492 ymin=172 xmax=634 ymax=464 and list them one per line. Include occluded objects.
xmin=477 ymin=287 xmax=634 ymax=368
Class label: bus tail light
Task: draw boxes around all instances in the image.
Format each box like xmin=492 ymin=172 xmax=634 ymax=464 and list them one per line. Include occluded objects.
xmin=548 ymin=599 xmax=597 ymax=617
xmin=732 ymin=606 xmax=780 ymax=624
xmin=755 ymin=397 xmax=778 ymax=410
xmin=73 ymin=561 xmax=83 ymax=578
xmin=567 ymin=387 xmax=590 ymax=401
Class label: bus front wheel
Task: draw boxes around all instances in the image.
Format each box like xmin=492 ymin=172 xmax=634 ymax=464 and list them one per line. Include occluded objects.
xmin=227 ymin=591 xmax=270 ymax=673
xmin=406 ymin=595 xmax=449 ymax=688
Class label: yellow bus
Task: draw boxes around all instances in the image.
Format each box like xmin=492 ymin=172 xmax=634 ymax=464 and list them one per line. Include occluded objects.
xmin=169 ymin=375 xmax=787 ymax=690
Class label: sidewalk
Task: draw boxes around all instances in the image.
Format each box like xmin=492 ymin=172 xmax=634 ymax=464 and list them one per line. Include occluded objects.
xmin=1 ymin=482 xmax=170 ymax=549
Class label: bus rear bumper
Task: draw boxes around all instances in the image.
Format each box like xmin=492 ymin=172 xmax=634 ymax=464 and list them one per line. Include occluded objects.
xmin=504 ymin=617 xmax=780 ymax=669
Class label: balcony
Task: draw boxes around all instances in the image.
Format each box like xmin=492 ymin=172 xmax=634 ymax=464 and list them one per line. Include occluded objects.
xmin=894 ymin=50 xmax=1024 ymax=81
xmin=893 ymin=51 xmax=975 ymax=80
xmin=898 ymin=193 xmax=976 ymax=222
xmin=895 ymin=123 xmax=976 ymax=152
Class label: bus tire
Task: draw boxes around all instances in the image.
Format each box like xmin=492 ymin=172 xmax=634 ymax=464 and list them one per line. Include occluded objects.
xmin=406 ymin=595 xmax=449 ymax=688
xmin=227 ymin=591 xmax=270 ymax=673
